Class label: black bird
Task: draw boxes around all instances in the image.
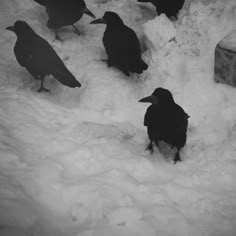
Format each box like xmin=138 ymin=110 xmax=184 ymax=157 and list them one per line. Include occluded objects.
xmin=6 ymin=21 xmax=81 ymax=92
xmin=33 ymin=0 xmax=95 ymax=40
xmin=139 ymin=88 xmax=189 ymax=163
xmin=137 ymin=0 xmax=185 ymax=19
xmin=90 ymin=11 xmax=148 ymax=76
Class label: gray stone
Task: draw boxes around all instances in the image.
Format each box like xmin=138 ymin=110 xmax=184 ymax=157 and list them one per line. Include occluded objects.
xmin=214 ymin=44 xmax=236 ymax=87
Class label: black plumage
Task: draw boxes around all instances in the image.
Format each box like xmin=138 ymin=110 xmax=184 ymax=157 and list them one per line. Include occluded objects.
xmin=33 ymin=0 xmax=95 ymax=40
xmin=6 ymin=21 xmax=81 ymax=92
xmin=90 ymin=11 xmax=148 ymax=76
xmin=139 ymin=88 xmax=189 ymax=163
xmin=137 ymin=0 xmax=185 ymax=19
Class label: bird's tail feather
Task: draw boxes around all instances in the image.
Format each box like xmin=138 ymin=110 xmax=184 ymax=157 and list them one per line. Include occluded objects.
xmin=53 ymin=69 xmax=81 ymax=88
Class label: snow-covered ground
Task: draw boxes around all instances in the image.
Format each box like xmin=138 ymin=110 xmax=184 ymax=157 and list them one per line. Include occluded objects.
xmin=1 ymin=0 xmax=236 ymax=235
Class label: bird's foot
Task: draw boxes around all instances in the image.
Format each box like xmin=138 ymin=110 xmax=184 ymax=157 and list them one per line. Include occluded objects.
xmin=121 ymin=69 xmax=130 ymax=77
xmin=74 ymin=29 xmax=83 ymax=36
xmin=55 ymin=34 xmax=63 ymax=42
xmin=37 ymin=87 xmax=51 ymax=93
xmin=169 ymin=16 xmax=177 ymax=21
xmin=53 ymin=29 xmax=63 ymax=42
xmin=72 ymin=25 xmax=83 ymax=36
xmin=101 ymin=59 xmax=113 ymax=67
xmin=101 ymin=59 xmax=108 ymax=64
xmin=146 ymin=142 xmax=154 ymax=154
xmin=173 ymin=152 xmax=181 ymax=164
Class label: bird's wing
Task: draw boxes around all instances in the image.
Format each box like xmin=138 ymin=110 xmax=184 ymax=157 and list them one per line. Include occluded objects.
xmin=31 ymin=34 xmax=66 ymax=69
xmin=104 ymin=26 xmax=141 ymax=61
xmin=120 ymin=26 xmax=141 ymax=57
xmin=144 ymin=105 xmax=158 ymax=127
xmin=144 ymin=105 xmax=186 ymax=132
xmin=14 ymin=33 xmax=67 ymax=77
xmin=14 ymin=41 xmax=35 ymax=67
xmin=45 ymin=0 xmax=85 ymax=28
xmin=143 ymin=104 xmax=188 ymax=148
xmin=172 ymin=105 xmax=189 ymax=134
xmin=30 ymin=34 xmax=80 ymax=87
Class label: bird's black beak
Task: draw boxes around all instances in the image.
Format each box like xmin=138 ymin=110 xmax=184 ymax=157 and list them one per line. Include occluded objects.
xmin=77 ymin=81 xmax=82 ymax=88
xmin=139 ymin=95 xmax=158 ymax=104
xmin=6 ymin=26 xmax=15 ymax=32
xmin=90 ymin=18 xmax=106 ymax=24
xmin=83 ymin=7 xmax=96 ymax=18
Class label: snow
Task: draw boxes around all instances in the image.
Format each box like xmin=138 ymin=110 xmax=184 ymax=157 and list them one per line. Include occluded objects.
xmin=1 ymin=0 xmax=236 ymax=235
xmin=220 ymin=30 xmax=236 ymax=50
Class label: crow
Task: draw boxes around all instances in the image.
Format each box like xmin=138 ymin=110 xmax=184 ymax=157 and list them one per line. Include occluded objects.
xmin=137 ymin=0 xmax=185 ymax=19
xmin=33 ymin=0 xmax=95 ymax=40
xmin=6 ymin=20 xmax=81 ymax=92
xmin=139 ymin=87 xmax=189 ymax=163
xmin=90 ymin=11 xmax=148 ymax=76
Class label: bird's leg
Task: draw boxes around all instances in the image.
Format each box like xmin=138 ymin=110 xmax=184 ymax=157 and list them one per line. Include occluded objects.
xmin=173 ymin=151 xmax=182 ymax=164
xmin=37 ymin=77 xmax=50 ymax=93
xmin=72 ymin=24 xmax=82 ymax=36
xmin=101 ymin=59 xmax=108 ymax=64
xmin=107 ymin=59 xmax=113 ymax=67
xmin=54 ymin=29 xmax=63 ymax=41
xmin=169 ymin=16 xmax=177 ymax=21
xmin=101 ymin=59 xmax=114 ymax=68
xmin=146 ymin=140 xmax=154 ymax=153
xmin=121 ymin=69 xmax=130 ymax=77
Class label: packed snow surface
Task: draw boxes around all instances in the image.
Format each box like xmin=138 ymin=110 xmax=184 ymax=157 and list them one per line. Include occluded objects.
xmin=220 ymin=30 xmax=236 ymax=50
xmin=1 ymin=0 xmax=236 ymax=235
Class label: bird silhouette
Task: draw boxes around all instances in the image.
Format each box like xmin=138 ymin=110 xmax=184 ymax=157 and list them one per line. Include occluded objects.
xmin=137 ymin=0 xmax=185 ymax=19
xmin=6 ymin=20 xmax=81 ymax=92
xmin=139 ymin=87 xmax=189 ymax=163
xmin=91 ymin=11 xmax=148 ymax=76
xmin=33 ymin=0 xmax=95 ymax=40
